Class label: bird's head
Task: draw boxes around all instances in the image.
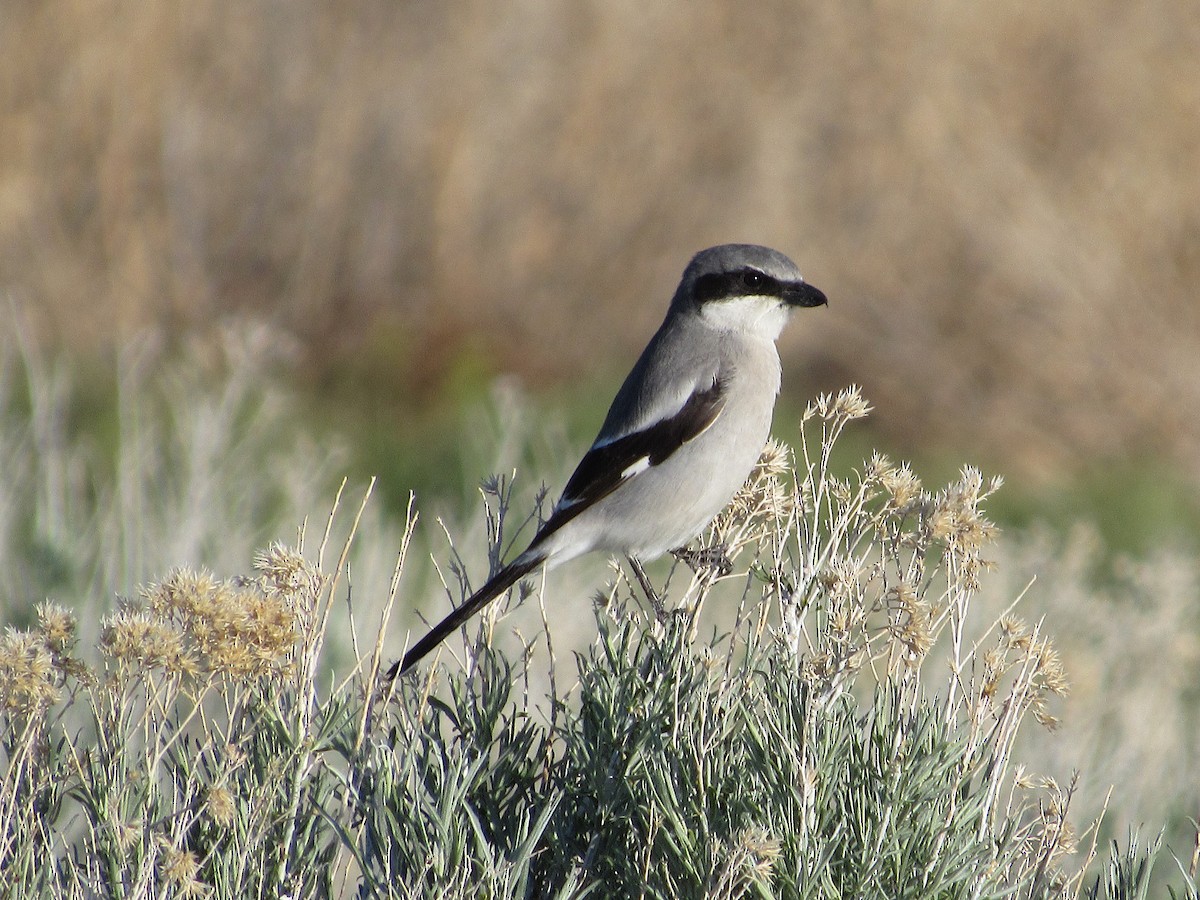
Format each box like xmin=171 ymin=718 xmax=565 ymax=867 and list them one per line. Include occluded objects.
xmin=676 ymin=244 xmax=826 ymax=339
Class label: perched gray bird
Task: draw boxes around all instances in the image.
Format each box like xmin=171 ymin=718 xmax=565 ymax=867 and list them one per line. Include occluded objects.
xmin=389 ymin=244 xmax=826 ymax=678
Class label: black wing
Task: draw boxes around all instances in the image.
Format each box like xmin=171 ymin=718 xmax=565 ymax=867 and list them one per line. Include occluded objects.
xmin=528 ymin=376 xmax=726 ymax=550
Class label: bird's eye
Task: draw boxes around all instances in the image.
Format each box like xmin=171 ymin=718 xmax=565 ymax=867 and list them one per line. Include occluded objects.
xmin=741 ymin=270 xmax=766 ymax=291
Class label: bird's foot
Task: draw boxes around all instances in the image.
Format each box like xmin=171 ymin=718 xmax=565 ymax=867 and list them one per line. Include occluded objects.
xmin=671 ymin=545 xmax=734 ymax=577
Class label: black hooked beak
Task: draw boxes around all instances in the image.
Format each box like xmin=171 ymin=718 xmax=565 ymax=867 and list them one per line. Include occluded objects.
xmin=784 ymin=281 xmax=828 ymax=308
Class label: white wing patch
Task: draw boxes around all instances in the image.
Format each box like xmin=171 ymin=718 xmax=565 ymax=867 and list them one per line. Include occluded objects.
xmin=620 ymin=456 xmax=652 ymax=479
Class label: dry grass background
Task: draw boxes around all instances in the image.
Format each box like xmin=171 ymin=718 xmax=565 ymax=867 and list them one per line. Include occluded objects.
xmin=3 ymin=0 xmax=1199 ymax=476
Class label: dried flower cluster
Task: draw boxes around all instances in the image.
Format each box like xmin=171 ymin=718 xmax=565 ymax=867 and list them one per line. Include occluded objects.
xmin=0 ymin=629 xmax=58 ymax=716
xmin=707 ymin=825 xmax=783 ymax=896
xmin=983 ymin=614 xmax=1071 ymax=730
xmin=158 ymin=836 xmax=207 ymax=898
xmin=706 ymin=438 xmax=797 ymax=564
xmin=0 ymin=601 xmax=80 ymax=717
xmin=805 ymin=385 xmax=873 ymax=423
xmin=100 ymin=546 xmax=319 ymax=680
xmin=204 ymin=785 xmax=238 ymax=827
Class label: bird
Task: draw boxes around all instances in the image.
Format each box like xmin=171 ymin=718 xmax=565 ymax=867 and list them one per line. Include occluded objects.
xmin=388 ymin=243 xmax=826 ymax=678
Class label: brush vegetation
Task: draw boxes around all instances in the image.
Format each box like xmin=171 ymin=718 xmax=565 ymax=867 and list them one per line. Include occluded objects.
xmin=3 ymin=360 xmax=1198 ymax=897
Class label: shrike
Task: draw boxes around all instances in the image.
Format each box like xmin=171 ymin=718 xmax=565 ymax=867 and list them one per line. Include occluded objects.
xmin=389 ymin=243 xmax=826 ymax=678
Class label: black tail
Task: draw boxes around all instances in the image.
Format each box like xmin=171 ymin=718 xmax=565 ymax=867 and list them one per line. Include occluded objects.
xmin=386 ymin=553 xmax=546 ymax=679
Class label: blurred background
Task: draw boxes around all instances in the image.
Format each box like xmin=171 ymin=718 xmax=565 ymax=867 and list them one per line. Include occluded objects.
xmin=6 ymin=0 xmax=1200 ymax=483
xmin=2 ymin=0 xmax=1198 ymax=869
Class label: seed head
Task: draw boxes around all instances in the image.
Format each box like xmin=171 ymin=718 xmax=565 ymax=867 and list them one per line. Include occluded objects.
xmin=204 ymin=786 xmax=237 ymax=827
xmin=158 ymin=839 xmax=206 ymax=897
xmin=36 ymin=602 xmax=77 ymax=653
xmin=0 ymin=628 xmax=60 ymax=715
xmin=805 ymin=385 xmax=872 ymax=422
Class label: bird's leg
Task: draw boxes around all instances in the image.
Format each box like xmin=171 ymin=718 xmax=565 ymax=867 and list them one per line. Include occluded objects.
xmin=626 ymin=556 xmax=667 ymax=621
xmin=671 ymin=545 xmax=734 ymax=577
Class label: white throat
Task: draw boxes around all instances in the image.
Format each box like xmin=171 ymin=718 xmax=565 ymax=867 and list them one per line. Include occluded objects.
xmin=698 ymin=295 xmax=790 ymax=341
